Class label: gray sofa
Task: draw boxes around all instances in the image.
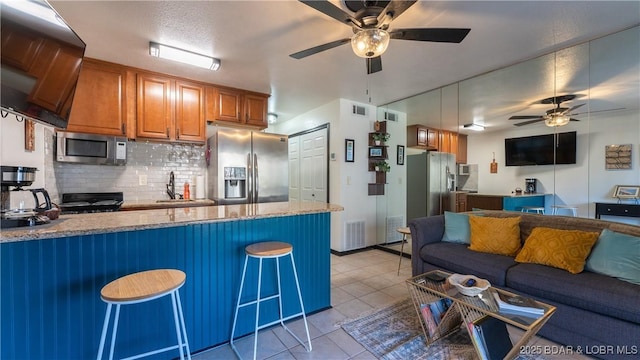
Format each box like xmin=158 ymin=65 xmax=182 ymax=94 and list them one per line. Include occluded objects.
xmin=410 ymin=210 xmax=640 ymax=360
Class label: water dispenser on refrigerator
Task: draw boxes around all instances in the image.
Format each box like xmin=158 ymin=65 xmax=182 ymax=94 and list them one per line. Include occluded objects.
xmin=224 ymin=167 xmax=246 ymax=199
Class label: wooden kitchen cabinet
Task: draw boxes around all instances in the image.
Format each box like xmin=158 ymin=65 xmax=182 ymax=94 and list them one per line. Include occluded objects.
xmin=407 ymin=125 xmax=438 ymax=150
xmin=208 ymin=87 xmax=269 ymax=129
xmin=449 ymin=192 xmax=468 ymax=213
xmin=27 ymin=39 xmax=83 ymax=115
xmin=457 ymin=134 xmax=468 ymax=164
xmin=136 ymin=72 xmax=206 ymax=142
xmin=67 ymin=59 xmax=129 ymax=136
xmin=1 ymin=22 xmax=44 ymax=72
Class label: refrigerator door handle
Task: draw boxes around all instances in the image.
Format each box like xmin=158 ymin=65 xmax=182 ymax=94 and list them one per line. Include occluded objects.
xmin=254 ymin=153 xmax=259 ymax=201
xmin=247 ymin=153 xmax=253 ymax=203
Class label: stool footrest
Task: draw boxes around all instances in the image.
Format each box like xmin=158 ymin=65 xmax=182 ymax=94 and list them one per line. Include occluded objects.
xmin=237 ymin=293 xmax=280 ymax=309
xmin=257 ymin=312 xmax=306 ymax=331
xmin=121 ymin=344 xmax=188 ymax=360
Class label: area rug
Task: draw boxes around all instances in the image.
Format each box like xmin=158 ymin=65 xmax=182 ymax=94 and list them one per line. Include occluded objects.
xmin=341 ymin=298 xmax=548 ymax=360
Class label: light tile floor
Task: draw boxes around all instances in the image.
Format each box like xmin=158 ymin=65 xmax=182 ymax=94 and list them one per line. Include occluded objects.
xmin=193 ymin=249 xmax=593 ymax=360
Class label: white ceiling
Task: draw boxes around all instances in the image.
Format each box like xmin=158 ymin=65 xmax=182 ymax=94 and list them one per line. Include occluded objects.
xmin=49 ymin=1 xmax=640 ymax=125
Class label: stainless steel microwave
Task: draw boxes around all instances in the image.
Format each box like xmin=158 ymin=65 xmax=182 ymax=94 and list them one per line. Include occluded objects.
xmin=56 ymin=131 xmax=127 ymax=165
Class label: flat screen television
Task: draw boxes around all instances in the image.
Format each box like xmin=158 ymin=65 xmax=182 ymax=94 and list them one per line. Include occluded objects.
xmin=505 ymin=131 xmax=577 ymax=166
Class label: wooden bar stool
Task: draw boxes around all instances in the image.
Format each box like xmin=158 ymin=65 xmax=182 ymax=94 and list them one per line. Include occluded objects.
xmin=521 ymin=206 xmax=545 ymax=214
xmin=97 ymin=269 xmax=191 ymax=360
xmin=230 ymin=241 xmax=312 ymax=360
xmin=551 ymin=205 xmax=578 ymax=216
xmin=396 ymin=227 xmax=411 ymax=275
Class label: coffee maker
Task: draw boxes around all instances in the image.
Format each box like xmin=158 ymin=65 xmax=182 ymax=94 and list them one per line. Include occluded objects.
xmin=1 ymin=166 xmax=54 ymax=228
xmin=525 ymin=178 xmax=537 ymax=194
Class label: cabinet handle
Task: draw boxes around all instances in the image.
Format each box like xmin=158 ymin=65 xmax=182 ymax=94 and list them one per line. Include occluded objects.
xmin=176 ymin=128 xmax=180 ymax=139
xmin=121 ymin=123 xmax=125 ymax=135
xmin=166 ymin=127 xmax=170 ymax=138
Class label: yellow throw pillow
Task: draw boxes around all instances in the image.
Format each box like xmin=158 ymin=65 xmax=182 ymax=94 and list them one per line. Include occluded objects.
xmin=469 ymin=216 xmax=521 ymax=256
xmin=515 ymin=227 xmax=600 ymax=274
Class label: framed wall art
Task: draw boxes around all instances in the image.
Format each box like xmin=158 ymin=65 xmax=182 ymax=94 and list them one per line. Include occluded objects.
xmin=613 ymin=185 xmax=640 ymax=198
xmin=397 ymin=145 xmax=404 ymax=165
xmin=605 ymin=144 xmax=632 ymax=170
xmin=345 ymin=139 xmax=354 ymax=162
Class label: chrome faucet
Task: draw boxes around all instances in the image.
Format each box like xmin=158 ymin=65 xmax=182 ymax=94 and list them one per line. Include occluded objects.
xmin=167 ymin=171 xmax=176 ymax=199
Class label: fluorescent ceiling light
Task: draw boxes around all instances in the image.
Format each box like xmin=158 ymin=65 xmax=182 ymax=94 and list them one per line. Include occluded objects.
xmin=149 ymin=42 xmax=220 ymax=71
xmin=463 ymin=123 xmax=485 ymax=131
xmin=2 ymin=0 xmax=67 ymax=28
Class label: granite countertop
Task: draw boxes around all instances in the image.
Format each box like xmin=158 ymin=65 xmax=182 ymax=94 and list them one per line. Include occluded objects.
xmin=0 ymin=201 xmax=344 ymax=243
xmin=121 ymin=199 xmax=216 ymax=210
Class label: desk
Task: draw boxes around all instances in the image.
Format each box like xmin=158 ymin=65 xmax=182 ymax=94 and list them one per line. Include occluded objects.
xmin=595 ymin=202 xmax=640 ymax=219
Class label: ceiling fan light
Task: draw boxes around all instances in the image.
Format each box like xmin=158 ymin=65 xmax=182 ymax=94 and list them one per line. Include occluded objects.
xmin=351 ymin=29 xmax=390 ymax=58
xmin=545 ymin=114 xmax=570 ymax=127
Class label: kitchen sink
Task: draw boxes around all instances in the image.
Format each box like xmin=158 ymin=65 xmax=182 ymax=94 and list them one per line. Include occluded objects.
xmin=155 ymin=199 xmax=194 ymax=203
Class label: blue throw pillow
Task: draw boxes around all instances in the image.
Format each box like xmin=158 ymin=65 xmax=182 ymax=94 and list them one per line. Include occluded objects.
xmin=585 ymin=229 xmax=640 ymax=285
xmin=442 ymin=211 xmax=483 ymax=244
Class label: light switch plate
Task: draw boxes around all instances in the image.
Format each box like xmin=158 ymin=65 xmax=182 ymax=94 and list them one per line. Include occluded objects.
xmin=139 ymin=174 xmax=147 ymax=186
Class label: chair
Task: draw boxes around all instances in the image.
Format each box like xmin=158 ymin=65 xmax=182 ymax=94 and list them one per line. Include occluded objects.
xmin=551 ymin=205 xmax=578 ymax=216
xmin=230 ymin=241 xmax=312 ymax=360
xmin=97 ymin=269 xmax=191 ymax=360
xmin=521 ymin=206 xmax=545 ymax=214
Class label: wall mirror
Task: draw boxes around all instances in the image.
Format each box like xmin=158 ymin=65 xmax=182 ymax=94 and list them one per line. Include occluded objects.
xmin=376 ymin=26 xmax=639 ymax=249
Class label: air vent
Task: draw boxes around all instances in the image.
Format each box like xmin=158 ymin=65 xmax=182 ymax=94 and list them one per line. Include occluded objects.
xmin=386 ymin=216 xmax=404 ymax=243
xmin=352 ymin=105 xmax=366 ymax=116
xmin=384 ymin=111 xmax=398 ymax=122
xmin=344 ymin=220 xmax=365 ymax=250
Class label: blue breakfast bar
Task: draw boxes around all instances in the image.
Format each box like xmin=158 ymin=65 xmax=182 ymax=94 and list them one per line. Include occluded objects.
xmin=0 ymin=202 xmax=342 ymax=359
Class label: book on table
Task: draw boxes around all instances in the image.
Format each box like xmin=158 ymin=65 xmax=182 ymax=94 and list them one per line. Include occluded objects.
xmin=470 ymin=315 xmax=513 ymax=360
xmin=419 ymin=298 xmax=455 ymax=337
xmin=492 ymin=291 xmax=545 ymax=318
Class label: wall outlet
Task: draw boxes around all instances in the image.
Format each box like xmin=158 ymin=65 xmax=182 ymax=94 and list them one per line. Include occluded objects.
xmin=139 ymin=174 xmax=147 ymax=186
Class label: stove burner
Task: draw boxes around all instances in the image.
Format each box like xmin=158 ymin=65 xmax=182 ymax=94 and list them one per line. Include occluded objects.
xmin=59 ymin=192 xmax=124 ymax=214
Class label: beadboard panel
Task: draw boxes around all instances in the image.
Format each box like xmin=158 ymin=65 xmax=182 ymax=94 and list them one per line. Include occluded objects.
xmin=1 ymin=213 xmax=330 ymax=359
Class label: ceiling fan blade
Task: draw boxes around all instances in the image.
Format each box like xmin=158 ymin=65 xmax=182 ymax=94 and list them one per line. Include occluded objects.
xmin=514 ymin=119 xmax=544 ymax=127
xmin=569 ymin=118 xmax=581 ymax=122
xmin=509 ymin=115 xmax=543 ymax=120
xmin=299 ymin=0 xmax=362 ymax=28
xmin=390 ymin=28 xmax=471 ymax=43
xmin=572 ymin=107 xmax=625 ymax=116
xmin=563 ymin=103 xmax=585 ymax=114
xmin=377 ymin=0 xmax=418 ymax=28
xmin=290 ymin=38 xmax=350 ymax=59
xmin=367 ymin=56 xmax=382 ymax=74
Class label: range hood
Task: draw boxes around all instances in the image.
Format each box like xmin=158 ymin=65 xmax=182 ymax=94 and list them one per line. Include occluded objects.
xmin=0 ymin=0 xmax=86 ymax=129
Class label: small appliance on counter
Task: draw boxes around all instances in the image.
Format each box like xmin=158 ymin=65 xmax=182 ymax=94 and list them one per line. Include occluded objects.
xmin=58 ymin=192 xmax=124 ymax=214
xmin=1 ymin=166 xmax=55 ymax=228
xmin=525 ymin=178 xmax=537 ymax=194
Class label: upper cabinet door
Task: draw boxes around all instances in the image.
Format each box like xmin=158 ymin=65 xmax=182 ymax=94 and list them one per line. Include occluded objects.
xmin=28 ymin=39 xmax=83 ymax=114
xmin=244 ymin=93 xmax=268 ymax=128
xmin=175 ymin=80 xmax=205 ymax=142
xmin=0 ymin=23 xmax=43 ymax=71
xmin=137 ymin=73 xmax=173 ymax=140
xmin=215 ymin=88 xmax=242 ymax=123
xmin=67 ymin=59 xmax=128 ymax=136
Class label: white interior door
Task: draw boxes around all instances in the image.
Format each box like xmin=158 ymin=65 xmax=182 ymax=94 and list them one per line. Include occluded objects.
xmin=288 ymin=136 xmax=300 ymax=201
xmin=289 ymin=127 xmax=328 ymax=203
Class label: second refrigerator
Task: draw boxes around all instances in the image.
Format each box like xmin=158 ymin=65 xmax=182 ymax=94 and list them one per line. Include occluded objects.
xmin=207 ymin=128 xmax=289 ymax=205
xmin=406 ymin=152 xmax=456 ymax=222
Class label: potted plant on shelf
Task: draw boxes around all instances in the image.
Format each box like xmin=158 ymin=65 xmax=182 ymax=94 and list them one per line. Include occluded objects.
xmin=375 ymin=160 xmax=391 ymax=172
xmin=372 ymin=133 xmax=390 ymax=145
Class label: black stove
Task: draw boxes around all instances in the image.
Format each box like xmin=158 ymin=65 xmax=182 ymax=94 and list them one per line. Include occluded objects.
xmin=59 ymin=192 xmax=124 ymax=214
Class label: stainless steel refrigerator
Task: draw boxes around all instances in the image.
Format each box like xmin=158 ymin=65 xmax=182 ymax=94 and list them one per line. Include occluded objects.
xmin=207 ymin=128 xmax=288 ymax=205
xmin=406 ymin=152 xmax=456 ymax=221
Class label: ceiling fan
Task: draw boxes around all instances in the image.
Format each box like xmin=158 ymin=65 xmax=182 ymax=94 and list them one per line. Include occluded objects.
xmin=509 ymin=95 xmax=585 ymax=127
xmin=290 ymin=0 xmax=471 ymax=74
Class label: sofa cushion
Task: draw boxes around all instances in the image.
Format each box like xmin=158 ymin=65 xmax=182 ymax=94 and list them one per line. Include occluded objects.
xmin=585 ymin=229 xmax=640 ymax=285
xmin=515 ymin=227 xmax=599 ymax=274
xmin=420 ymin=242 xmax=517 ymax=286
xmin=469 ymin=216 xmax=521 ymax=256
xmin=506 ymin=263 xmax=640 ymax=324
xmin=442 ymin=211 xmax=483 ymax=244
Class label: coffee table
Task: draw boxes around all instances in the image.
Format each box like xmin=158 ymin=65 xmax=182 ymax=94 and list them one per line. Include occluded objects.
xmin=406 ymin=270 xmax=556 ymax=360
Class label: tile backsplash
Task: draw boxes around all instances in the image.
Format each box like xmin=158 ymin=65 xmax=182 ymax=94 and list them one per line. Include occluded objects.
xmin=44 ymin=129 xmax=207 ymax=203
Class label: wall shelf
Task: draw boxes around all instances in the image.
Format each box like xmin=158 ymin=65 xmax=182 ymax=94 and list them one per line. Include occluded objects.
xmin=368 ymin=120 xmax=389 ymax=196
